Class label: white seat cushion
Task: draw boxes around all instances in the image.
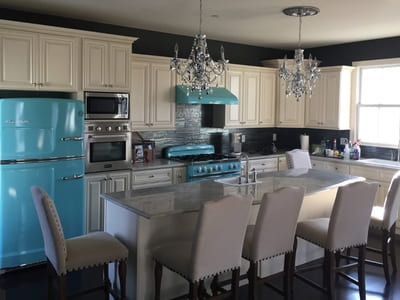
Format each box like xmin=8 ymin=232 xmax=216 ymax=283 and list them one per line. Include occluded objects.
xmin=296 ymin=218 xmax=329 ymax=248
xmin=65 ymin=231 xmax=128 ymax=273
xmin=370 ymin=205 xmax=384 ymax=229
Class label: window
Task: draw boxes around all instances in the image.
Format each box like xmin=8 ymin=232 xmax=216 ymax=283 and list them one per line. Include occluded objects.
xmin=355 ymin=59 xmax=400 ymax=148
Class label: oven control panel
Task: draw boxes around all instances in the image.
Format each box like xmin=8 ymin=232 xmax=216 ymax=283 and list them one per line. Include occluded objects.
xmin=187 ymin=161 xmax=241 ymax=178
xmin=84 ymin=122 xmax=130 ymax=134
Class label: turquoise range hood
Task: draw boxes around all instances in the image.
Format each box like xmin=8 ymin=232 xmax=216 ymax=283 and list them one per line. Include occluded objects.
xmin=175 ymin=85 xmax=238 ymax=105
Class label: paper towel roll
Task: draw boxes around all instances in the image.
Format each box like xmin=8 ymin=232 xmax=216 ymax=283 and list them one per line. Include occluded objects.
xmin=300 ymin=134 xmax=309 ymax=150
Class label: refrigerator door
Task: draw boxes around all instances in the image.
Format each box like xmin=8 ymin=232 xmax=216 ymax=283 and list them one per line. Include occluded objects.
xmin=0 ymin=158 xmax=84 ymax=269
xmin=0 ymin=98 xmax=84 ymax=161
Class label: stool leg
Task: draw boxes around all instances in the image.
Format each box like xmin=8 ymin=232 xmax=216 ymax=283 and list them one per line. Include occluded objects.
xmin=247 ymin=261 xmax=257 ymax=300
xmin=382 ymin=229 xmax=391 ymax=284
xmin=283 ymin=252 xmax=292 ymax=300
xmin=103 ymin=264 xmax=110 ymax=300
xmin=358 ymin=245 xmax=366 ymax=300
xmin=58 ymin=274 xmax=67 ymax=300
xmin=291 ymin=237 xmax=298 ymax=296
xmin=231 ymin=268 xmax=240 ymax=300
xmin=390 ymin=224 xmax=397 ymax=272
xmin=47 ymin=260 xmax=54 ymax=300
xmin=189 ymin=282 xmax=199 ymax=300
xmin=119 ymin=260 xmax=127 ymax=300
xmin=211 ymin=275 xmax=219 ymax=296
xmin=154 ymin=261 xmax=162 ymax=300
xmin=326 ymin=251 xmax=335 ymax=300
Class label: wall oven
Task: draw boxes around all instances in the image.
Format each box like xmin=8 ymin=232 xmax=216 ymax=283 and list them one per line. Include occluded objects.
xmin=84 ymin=91 xmax=129 ymax=120
xmin=84 ymin=121 xmax=132 ymax=173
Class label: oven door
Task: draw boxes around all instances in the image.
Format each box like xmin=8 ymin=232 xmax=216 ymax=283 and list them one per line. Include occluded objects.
xmin=85 ymin=133 xmax=131 ymax=173
xmin=187 ymin=171 xmax=240 ymax=182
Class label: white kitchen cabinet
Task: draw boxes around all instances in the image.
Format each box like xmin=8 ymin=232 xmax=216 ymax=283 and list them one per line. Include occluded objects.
xmin=83 ymin=38 xmax=131 ymax=91
xmin=311 ymin=159 xmax=350 ymax=174
xmin=248 ymin=157 xmax=278 ymax=174
xmin=261 ymin=59 xmax=305 ymax=128
xmin=0 ymin=29 xmax=79 ymax=91
xmin=85 ymin=170 xmax=131 ymax=233
xmin=130 ymin=54 xmax=175 ymax=130
xmin=211 ymin=65 xmax=276 ymax=128
xmin=132 ymin=167 xmax=173 ymax=190
xmin=172 ymin=166 xmax=186 ymax=184
xmin=305 ymin=66 xmax=354 ymax=129
xmin=278 ymin=156 xmax=288 ymax=171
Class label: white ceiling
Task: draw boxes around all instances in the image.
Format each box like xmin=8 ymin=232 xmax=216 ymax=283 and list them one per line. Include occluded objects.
xmin=2 ymin=0 xmax=400 ymax=49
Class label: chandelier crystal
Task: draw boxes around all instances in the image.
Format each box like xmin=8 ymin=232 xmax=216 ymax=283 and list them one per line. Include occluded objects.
xmin=279 ymin=6 xmax=321 ymax=101
xmin=170 ymin=0 xmax=228 ymax=99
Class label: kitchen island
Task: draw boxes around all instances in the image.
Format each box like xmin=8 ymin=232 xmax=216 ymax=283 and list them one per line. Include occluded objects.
xmin=101 ymin=169 xmax=363 ymax=300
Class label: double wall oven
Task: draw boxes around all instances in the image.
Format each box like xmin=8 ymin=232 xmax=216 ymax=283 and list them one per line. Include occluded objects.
xmin=84 ymin=91 xmax=132 ymax=173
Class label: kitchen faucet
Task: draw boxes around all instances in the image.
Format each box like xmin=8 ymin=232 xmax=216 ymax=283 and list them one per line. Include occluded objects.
xmin=240 ymin=153 xmax=250 ymax=183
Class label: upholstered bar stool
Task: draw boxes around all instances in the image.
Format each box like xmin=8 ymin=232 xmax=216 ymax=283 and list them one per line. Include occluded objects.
xmin=365 ymin=170 xmax=400 ymax=284
xmin=31 ymin=186 xmax=128 ymax=300
xmin=242 ymin=186 xmax=304 ymax=300
xmin=152 ymin=195 xmax=252 ymax=300
xmin=285 ymin=149 xmax=312 ymax=169
xmin=294 ymin=181 xmax=379 ymax=300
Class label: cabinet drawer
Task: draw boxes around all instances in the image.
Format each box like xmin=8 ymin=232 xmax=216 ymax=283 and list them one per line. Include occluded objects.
xmin=249 ymin=158 xmax=278 ymax=172
xmin=350 ymin=165 xmax=396 ymax=182
xmin=132 ymin=168 xmax=172 ymax=189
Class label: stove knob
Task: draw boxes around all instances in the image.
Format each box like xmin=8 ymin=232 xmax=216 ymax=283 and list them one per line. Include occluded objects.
xmin=95 ymin=126 xmax=102 ymax=132
xmin=213 ymin=166 xmax=218 ymax=171
xmin=197 ymin=167 xmax=202 ymax=173
xmin=218 ymin=165 xmax=223 ymax=171
xmin=228 ymin=164 xmax=232 ymax=170
xmin=208 ymin=168 xmax=212 ymax=173
xmin=116 ymin=126 xmax=122 ymax=131
xmin=106 ymin=126 xmax=112 ymax=132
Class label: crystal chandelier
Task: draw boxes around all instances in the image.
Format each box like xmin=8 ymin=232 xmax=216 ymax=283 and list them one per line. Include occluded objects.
xmin=279 ymin=6 xmax=321 ymax=101
xmin=170 ymin=0 xmax=228 ymax=99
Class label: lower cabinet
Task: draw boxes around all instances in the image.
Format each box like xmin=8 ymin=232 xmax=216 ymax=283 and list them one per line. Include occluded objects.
xmin=132 ymin=167 xmax=173 ymax=190
xmin=85 ymin=170 xmax=131 ymax=233
xmin=172 ymin=167 xmax=186 ymax=184
xmin=311 ymin=159 xmax=350 ymax=174
xmin=278 ymin=156 xmax=288 ymax=171
xmin=248 ymin=158 xmax=278 ymax=174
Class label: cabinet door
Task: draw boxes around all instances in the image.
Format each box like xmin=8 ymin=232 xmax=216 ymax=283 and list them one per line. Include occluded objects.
xmin=225 ymin=70 xmax=242 ymax=127
xmin=150 ymin=63 xmax=176 ymax=128
xmin=0 ymin=30 xmax=36 ymax=89
xmin=259 ymin=71 xmax=276 ymax=127
xmin=39 ymin=34 xmax=78 ymax=91
xmin=305 ymin=81 xmax=323 ymax=127
xmin=109 ymin=42 xmax=131 ymax=90
xmin=83 ymin=39 xmax=108 ymax=90
xmin=172 ymin=167 xmax=186 ymax=184
xmin=131 ymin=60 xmax=150 ymax=129
xmin=242 ymin=71 xmax=260 ymax=127
xmin=109 ymin=171 xmax=131 ymax=193
xmin=85 ymin=173 xmax=108 ymax=233
xmin=321 ymin=71 xmax=341 ymax=128
xmin=276 ymin=79 xmax=304 ymax=127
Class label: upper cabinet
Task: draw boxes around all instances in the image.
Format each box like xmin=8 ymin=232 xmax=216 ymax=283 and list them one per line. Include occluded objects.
xmin=211 ymin=64 xmax=276 ymax=128
xmin=130 ymin=54 xmax=175 ymax=130
xmin=305 ymin=66 xmax=354 ymax=129
xmin=83 ymin=39 xmax=131 ymax=91
xmin=0 ymin=29 xmax=79 ymax=91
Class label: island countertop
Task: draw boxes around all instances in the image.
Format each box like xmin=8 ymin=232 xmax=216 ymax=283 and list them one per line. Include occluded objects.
xmin=101 ymin=169 xmax=363 ymax=219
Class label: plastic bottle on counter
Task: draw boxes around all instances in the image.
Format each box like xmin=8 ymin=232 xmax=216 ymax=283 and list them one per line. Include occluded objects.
xmin=321 ymin=139 xmax=327 ymax=156
xmin=333 ymin=138 xmax=337 ymax=150
xmin=343 ymin=143 xmax=350 ymax=160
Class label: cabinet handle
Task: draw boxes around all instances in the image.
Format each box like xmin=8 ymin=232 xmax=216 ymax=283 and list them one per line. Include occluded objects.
xmin=148 ymin=175 xmax=155 ymax=178
xmin=62 ymin=173 xmax=84 ymax=181
xmin=61 ymin=136 xmax=84 ymax=142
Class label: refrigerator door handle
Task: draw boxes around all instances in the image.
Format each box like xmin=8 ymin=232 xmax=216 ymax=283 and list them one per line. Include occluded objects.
xmin=60 ymin=136 xmax=84 ymax=141
xmin=62 ymin=173 xmax=84 ymax=181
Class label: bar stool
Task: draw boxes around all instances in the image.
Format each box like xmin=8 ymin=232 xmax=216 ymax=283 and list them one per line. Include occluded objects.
xmin=31 ymin=186 xmax=128 ymax=300
xmin=242 ymin=186 xmax=304 ymax=300
xmin=152 ymin=195 xmax=252 ymax=300
xmin=364 ymin=170 xmax=400 ymax=284
xmin=285 ymin=149 xmax=312 ymax=169
xmin=294 ymin=181 xmax=379 ymax=300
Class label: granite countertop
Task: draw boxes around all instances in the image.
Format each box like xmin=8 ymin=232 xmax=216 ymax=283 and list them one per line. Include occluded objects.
xmin=101 ymin=169 xmax=362 ymax=219
xmin=310 ymin=155 xmax=400 ymax=170
xmin=131 ymin=159 xmax=185 ymax=171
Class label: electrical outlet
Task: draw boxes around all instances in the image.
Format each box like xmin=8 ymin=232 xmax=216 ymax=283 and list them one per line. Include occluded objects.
xmin=340 ymin=138 xmax=348 ymax=145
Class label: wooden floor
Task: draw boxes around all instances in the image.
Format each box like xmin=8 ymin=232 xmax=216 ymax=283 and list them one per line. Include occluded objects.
xmin=1 ymin=231 xmax=399 ymax=300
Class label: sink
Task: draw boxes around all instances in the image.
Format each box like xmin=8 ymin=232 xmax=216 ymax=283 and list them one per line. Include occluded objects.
xmin=359 ymin=158 xmax=400 ymax=168
xmin=214 ymin=176 xmax=260 ymax=186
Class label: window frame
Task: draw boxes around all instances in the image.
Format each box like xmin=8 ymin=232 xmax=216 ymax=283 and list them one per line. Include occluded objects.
xmin=353 ymin=58 xmax=400 ymax=148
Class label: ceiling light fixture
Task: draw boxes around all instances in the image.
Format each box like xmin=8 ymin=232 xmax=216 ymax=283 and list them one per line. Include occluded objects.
xmin=170 ymin=0 xmax=228 ymax=99
xmin=279 ymin=6 xmax=321 ymax=101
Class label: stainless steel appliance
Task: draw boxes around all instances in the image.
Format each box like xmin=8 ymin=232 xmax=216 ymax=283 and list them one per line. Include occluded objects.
xmin=230 ymin=133 xmax=245 ymax=155
xmin=165 ymin=144 xmax=241 ymax=182
xmin=84 ymin=121 xmax=131 ymax=173
xmin=84 ymin=91 xmax=129 ymax=120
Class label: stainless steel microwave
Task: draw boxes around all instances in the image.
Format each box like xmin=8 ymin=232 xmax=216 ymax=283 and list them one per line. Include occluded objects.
xmin=84 ymin=91 xmax=129 ymax=120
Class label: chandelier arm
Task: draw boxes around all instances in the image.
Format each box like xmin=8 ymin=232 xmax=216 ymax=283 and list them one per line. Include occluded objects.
xmin=298 ymin=13 xmax=302 ymax=49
